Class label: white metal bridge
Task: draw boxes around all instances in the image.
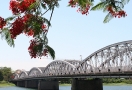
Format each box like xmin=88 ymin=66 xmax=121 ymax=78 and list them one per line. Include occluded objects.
xmin=13 ymin=40 xmax=132 ymax=80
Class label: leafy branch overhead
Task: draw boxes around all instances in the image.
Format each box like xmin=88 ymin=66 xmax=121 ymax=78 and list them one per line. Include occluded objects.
xmin=90 ymin=0 xmax=129 ymax=23
xmin=0 ymin=0 xmax=130 ymax=59
xmin=69 ymin=0 xmax=129 ymax=22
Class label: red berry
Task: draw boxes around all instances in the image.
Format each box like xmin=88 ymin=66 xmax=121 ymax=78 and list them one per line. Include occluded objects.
xmin=0 ymin=17 xmax=6 ymax=29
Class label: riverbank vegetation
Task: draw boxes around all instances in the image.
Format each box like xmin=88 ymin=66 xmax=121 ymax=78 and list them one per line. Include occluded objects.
xmin=59 ymin=78 xmax=132 ymax=85
xmin=103 ymin=83 xmax=132 ymax=86
xmin=0 ymin=67 xmax=15 ymax=87
xmin=103 ymin=78 xmax=132 ymax=84
xmin=0 ymin=81 xmax=14 ymax=87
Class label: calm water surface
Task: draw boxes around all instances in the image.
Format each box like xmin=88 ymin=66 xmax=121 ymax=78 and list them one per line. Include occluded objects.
xmin=0 ymin=86 xmax=132 ymax=90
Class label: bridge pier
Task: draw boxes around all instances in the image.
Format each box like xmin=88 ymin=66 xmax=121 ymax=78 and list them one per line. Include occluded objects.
xmin=25 ymin=80 xmax=38 ymax=89
xmin=71 ymin=78 xmax=103 ymax=90
xmin=17 ymin=81 xmax=25 ymax=87
xmin=38 ymin=80 xmax=59 ymax=90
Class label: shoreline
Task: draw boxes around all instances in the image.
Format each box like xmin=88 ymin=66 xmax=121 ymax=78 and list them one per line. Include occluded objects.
xmin=0 ymin=83 xmax=15 ymax=87
xmin=0 ymin=83 xmax=132 ymax=87
xmin=103 ymin=83 xmax=132 ymax=86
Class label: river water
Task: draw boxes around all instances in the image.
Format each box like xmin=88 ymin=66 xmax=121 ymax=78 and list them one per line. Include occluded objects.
xmin=1 ymin=86 xmax=132 ymax=90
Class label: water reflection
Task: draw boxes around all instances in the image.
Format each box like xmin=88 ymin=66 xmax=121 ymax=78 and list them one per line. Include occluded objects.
xmin=0 ymin=86 xmax=132 ymax=90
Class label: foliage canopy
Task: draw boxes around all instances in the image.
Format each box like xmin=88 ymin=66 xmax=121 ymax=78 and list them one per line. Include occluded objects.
xmin=0 ymin=0 xmax=130 ymax=59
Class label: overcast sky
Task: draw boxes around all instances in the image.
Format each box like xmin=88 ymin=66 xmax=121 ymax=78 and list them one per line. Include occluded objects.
xmin=0 ymin=0 xmax=132 ymax=71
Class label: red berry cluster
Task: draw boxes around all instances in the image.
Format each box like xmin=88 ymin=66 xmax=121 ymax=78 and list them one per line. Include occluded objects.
xmin=8 ymin=0 xmax=50 ymax=59
xmin=43 ymin=48 xmax=48 ymax=56
xmin=107 ymin=6 xmax=127 ymax=18
xmin=42 ymin=24 xmax=48 ymax=32
xmin=0 ymin=17 xmax=6 ymax=29
xmin=28 ymin=39 xmax=38 ymax=58
xmin=116 ymin=11 xmax=127 ymax=18
xmin=77 ymin=4 xmax=90 ymax=15
xmin=25 ymin=29 xmax=34 ymax=36
xmin=9 ymin=14 xmax=35 ymax=39
xmin=10 ymin=17 xmax=25 ymax=39
xmin=28 ymin=39 xmax=48 ymax=58
xmin=9 ymin=0 xmax=36 ymax=14
xmin=23 ymin=14 xmax=35 ymax=37
xmin=42 ymin=24 xmax=47 ymax=29
xmin=68 ymin=0 xmax=76 ymax=7
xmin=69 ymin=0 xmax=90 ymax=15
xmin=22 ymin=14 xmax=33 ymax=23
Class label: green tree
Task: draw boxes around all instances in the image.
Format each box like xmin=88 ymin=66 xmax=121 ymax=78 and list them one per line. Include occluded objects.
xmin=0 ymin=71 xmax=4 ymax=81
xmin=0 ymin=67 xmax=12 ymax=81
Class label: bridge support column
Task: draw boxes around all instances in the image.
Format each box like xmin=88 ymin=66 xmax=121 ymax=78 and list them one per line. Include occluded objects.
xmin=38 ymin=80 xmax=59 ymax=90
xmin=17 ymin=81 xmax=25 ymax=87
xmin=25 ymin=80 xmax=38 ymax=89
xmin=71 ymin=78 xmax=103 ymax=90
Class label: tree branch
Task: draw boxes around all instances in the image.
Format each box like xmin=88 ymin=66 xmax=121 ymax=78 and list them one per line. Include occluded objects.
xmin=41 ymin=2 xmax=57 ymax=16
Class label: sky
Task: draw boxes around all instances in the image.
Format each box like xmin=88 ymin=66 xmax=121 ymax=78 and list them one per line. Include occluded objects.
xmin=0 ymin=0 xmax=132 ymax=71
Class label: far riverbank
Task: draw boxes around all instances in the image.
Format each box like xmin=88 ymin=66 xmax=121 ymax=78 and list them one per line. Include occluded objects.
xmin=60 ymin=83 xmax=132 ymax=86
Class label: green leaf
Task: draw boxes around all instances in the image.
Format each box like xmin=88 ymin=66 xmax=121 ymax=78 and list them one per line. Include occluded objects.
xmin=121 ymin=0 xmax=130 ymax=5
xmin=103 ymin=5 xmax=109 ymax=12
xmin=1 ymin=28 xmax=15 ymax=47
xmin=78 ymin=0 xmax=84 ymax=6
xmin=103 ymin=12 xmax=114 ymax=23
xmin=114 ymin=1 xmax=124 ymax=8
xmin=28 ymin=2 xmax=38 ymax=11
xmin=77 ymin=0 xmax=94 ymax=7
xmin=5 ymin=16 xmax=16 ymax=21
xmin=41 ymin=3 xmax=47 ymax=10
xmin=55 ymin=2 xmax=60 ymax=8
xmin=91 ymin=2 xmax=107 ymax=11
xmin=46 ymin=45 xmax=55 ymax=60
xmin=43 ymin=36 xmax=48 ymax=45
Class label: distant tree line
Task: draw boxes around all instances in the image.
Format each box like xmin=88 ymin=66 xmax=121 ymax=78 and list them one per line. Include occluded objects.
xmin=102 ymin=78 xmax=132 ymax=84
xmin=58 ymin=78 xmax=132 ymax=84
xmin=0 ymin=67 xmax=13 ymax=82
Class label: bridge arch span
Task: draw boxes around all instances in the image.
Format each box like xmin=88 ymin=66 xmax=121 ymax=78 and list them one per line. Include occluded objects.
xmin=76 ymin=40 xmax=132 ymax=74
xmin=43 ymin=60 xmax=76 ymax=76
xmin=19 ymin=70 xmax=28 ymax=79
xmin=14 ymin=74 xmax=19 ymax=80
xmin=28 ymin=67 xmax=43 ymax=77
xmin=64 ymin=60 xmax=82 ymax=67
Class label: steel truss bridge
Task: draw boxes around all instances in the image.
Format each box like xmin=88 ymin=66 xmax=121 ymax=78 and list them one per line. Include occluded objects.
xmin=14 ymin=40 xmax=132 ymax=80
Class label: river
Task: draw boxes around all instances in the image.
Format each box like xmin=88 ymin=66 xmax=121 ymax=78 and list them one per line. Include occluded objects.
xmin=1 ymin=86 xmax=132 ymax=90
